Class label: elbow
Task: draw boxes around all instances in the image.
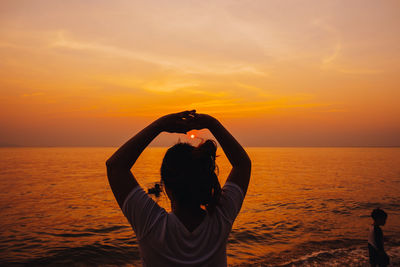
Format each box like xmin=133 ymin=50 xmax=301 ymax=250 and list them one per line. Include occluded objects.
xmin=106 ymin=156 xmax=120 ymax=172
xmin=235 ymin=153 xmax=251 ymax=170
xmin=106 ymin=158 xmax=114 ymax=174
xmin=106 ymin=157 xmax=121 ymax=180
xmin=106 ymin=156 xmax=129 ymax=172
xmin=243 ymin=155 xmax=252 ymax=170
xmin=242 ymin=150 xmax=251 ymax=166
xmin=106 ymin=157 xmax=114 ymax=169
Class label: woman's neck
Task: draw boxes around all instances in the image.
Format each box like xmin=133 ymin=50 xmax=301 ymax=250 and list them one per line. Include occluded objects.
xmin=172 ymin=201 xmax=204 ymax=215
xmin=172 ymin=203 xmax=206 ymax=232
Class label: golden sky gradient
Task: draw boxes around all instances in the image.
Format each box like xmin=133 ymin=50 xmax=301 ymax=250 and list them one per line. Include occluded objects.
xmin=1 ymin=0 xmax=399 ymax=146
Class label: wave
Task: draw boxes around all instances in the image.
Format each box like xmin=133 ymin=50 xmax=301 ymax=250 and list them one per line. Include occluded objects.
xmin=277 ymin=243 xmax=400 ymax=267
xmin=36 ymin=225 xmax=129 ymax=238
xmin=6 ymin=243 xmax=141 ymax=266
xmin=233 ymin=238 xmax=400 ymax=266
xmin=2 ymin=238 xmax=399 ymax=266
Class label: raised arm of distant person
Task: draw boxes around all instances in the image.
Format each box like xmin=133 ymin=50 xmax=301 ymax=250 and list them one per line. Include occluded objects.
xmin=106 ymin=110 xmax=196 ymax=208
xmin=193 ymin=113 xmax=251 ymax=195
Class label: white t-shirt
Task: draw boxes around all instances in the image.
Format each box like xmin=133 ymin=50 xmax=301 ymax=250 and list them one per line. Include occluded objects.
xmin=122 ymin=181 xmax=245 ymax=267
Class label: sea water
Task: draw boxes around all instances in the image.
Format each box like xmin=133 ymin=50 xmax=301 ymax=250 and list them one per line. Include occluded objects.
xmin=0 ymin=147 xmax=399 ymax=266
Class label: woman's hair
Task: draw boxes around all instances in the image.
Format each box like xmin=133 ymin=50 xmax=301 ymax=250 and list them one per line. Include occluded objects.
xmin=161 ymin=140 xmax=221 ymax=213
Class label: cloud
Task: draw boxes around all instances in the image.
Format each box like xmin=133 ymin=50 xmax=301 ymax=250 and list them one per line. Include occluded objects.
xmin=311 ymin=18 xmax=342 ymax=66
xmin=313 ymin=19 xmax=383 ymax=75
xmin=323 ymin=42 xmax=341 ymax=65
xmin=21 ymin=92 xmax=44 ymax=97
xmin=144 ymin=80 xmax=200 ymax=93
xmin=335 ymin=68 xmax=383 ymax=75
xmin=50 ymin=31 xmax=267 ymax=77
xmin=100 ymin=90 xmax=336 ymax=119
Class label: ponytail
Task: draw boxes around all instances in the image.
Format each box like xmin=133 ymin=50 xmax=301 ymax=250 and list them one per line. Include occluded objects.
xmin=193 ymin=140 xmax=221 ymax=213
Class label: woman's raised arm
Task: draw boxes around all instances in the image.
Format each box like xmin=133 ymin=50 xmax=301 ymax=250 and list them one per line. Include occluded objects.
xmin=193 ymin=114 xmax=251 ymax=195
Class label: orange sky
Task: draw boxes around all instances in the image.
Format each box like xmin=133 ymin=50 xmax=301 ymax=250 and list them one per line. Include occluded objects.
xmin=1 ymin=1 xmax=399 ymax=146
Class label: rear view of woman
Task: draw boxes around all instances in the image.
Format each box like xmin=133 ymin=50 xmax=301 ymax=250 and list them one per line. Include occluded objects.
xmin=106 ymin=110 xmax=251 ymax=266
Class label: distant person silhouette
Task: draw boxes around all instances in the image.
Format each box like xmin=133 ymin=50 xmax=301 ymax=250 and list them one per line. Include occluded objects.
xmin=368 ymin=208 xmax=389 ymax=267
xmin=106 ymin=110 xmax=251 ymax=266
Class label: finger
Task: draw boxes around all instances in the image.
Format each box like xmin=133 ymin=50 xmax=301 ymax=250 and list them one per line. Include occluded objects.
xmin=176 ymin=121 xmax=193 ymax=129
xmin=181 ymin=110 xmax=195 ymax=115
xmin=181 ymin=110 xmax=196 ymax=116
xmin=183 ymin=122 xmax=199 ymax=131
xmin=179 ymin=111 xmax=190 ymax=119
xmin=180 ymin=110 xmax=196 ymax=121
xmin=178 ymin=120 xmax=196 ymax=130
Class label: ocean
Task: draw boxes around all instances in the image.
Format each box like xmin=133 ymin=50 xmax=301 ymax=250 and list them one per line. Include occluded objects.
xmin=0 ymin=147 xmax=399 ymax=266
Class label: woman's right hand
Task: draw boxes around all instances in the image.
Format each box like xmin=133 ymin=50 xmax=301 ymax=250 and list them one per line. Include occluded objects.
xmin=155 ymin=110 xmax=197 ymax=133
xmin=191 ymin=113 xmax=218 ymax=130
xmin=154 ymin=111 xmax=219 ymax=134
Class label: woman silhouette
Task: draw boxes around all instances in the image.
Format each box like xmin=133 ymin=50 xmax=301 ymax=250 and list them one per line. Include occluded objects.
xmin=106 ymin=110 xmax=251 ymax=266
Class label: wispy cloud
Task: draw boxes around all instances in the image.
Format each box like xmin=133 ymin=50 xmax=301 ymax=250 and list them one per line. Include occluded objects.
xmin=50 ymin=31 xmax=267 ymax=77
xmin=21 ymin=92 xmax=44 ymax=97
xmin=312 ymin=19 xmax=383 ymax=75
xmin=99 ymin=90 xmax=336 ymax=119
xmin=311 ymin=18 xmax=342 ymax=66
xmin=336 ymin=68 xmax=383 ymax=75
xmin=322 ymin=42 xmax=341 ymax=65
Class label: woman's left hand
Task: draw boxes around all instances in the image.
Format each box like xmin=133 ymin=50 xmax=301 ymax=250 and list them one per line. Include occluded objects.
xmin=155 ymin=110 xmax=196 ymax=133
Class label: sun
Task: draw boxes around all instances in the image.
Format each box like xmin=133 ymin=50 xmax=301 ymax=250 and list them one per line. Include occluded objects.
xmin=190 ymin=134 xmax=195 ymax=139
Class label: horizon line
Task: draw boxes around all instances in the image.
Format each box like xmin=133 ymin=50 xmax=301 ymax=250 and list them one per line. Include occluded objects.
xmin=1 ymin=145 xmax=400 ymax=148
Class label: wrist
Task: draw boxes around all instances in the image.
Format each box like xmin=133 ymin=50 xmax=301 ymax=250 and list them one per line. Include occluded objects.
xmin=206 ymin=116 xmax=220 ymax=130
xmin=149 ymin=119 xmax=164 ymax=134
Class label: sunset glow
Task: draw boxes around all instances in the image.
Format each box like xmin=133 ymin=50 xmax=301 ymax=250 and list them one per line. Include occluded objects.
xmin=0 ymin=1 xmax=399 ymax=146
